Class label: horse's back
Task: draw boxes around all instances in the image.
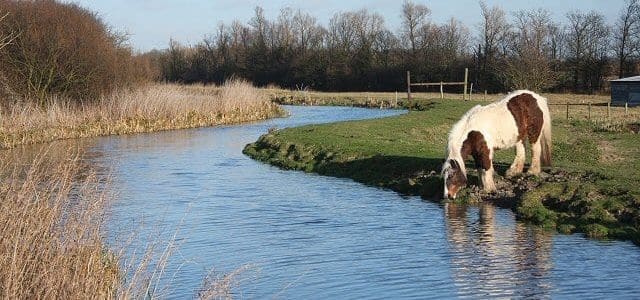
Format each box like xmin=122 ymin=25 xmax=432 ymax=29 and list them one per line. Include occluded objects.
xmin=466 ymin=102 xmax=519 ymax=149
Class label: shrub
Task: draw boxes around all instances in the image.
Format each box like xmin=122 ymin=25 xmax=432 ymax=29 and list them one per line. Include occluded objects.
xmin=0 ymin=0 xmax=147 ymax=105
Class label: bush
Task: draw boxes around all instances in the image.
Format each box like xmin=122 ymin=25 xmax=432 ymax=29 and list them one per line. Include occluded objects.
xmin=0 ymin=0 xmax=147 ymax=105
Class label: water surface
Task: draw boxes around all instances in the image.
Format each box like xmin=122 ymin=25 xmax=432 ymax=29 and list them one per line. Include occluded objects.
xmin=85 ymin=106 xmax=640 ymax=299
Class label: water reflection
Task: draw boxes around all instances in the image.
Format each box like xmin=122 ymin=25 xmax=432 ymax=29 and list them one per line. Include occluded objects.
xmin=445 ymin=203 xmax=553 ymax=298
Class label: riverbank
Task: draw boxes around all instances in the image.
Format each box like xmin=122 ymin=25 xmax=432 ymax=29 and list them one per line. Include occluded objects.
xmin=0 ymin=80 xmax=285 ymax=149
xmin=0 ymin=147 xmax=249 ymax=298
xmin=244 ymin=98 xmax=640 ymax=245
xmin=0 ymin=79 xmax=277 ymax=297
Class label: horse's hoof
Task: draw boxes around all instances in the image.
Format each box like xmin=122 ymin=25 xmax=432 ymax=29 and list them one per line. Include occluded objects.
xmin=483 ymin=186 xmax=497 ymax=193
xmin=506 ymin=169 xmax=521 ymax=178
xmin=526 ymin=170 xmax=541 ymax=177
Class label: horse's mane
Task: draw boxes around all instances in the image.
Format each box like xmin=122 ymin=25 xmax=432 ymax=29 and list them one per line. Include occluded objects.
xmin=446 ymin=104 xmax=481 ymax=155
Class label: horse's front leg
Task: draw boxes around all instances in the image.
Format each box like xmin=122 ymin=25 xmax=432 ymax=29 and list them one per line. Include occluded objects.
xmin=479 ymin=151 xmax=496 ymax=193
xmin=480 ymin=166 xmax=497 ymax=192
xmin=506 ymin=141 xmax=525 ymax=177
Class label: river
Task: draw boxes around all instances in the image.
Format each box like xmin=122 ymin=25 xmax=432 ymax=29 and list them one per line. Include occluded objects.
xmin=82 ymin=106 xmax=640 ymax=299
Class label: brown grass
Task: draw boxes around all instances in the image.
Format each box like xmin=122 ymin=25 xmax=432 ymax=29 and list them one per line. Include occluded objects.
xmin=0 ymin=148 xmax=118 ymax=298
xmin=197 ymin=264 xmax=256 ymax=300
xmin=0 ymin=79 xmax=284 ymax=149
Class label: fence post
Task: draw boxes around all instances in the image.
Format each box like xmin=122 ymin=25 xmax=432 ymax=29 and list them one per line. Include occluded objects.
xmin=463 ymin=68 xmax=469 ymax=101
xmin=407 ymin=71 xmax=411 ymax=102
xmin=395 ymin=91 xmax=398 ymax=107
xmin=588 ymin=103 xmax=591 ymax=121
xmin=484 ymin=90 xmax=487 ymax=101
xmin=566 ymin=102 xmax=569 ymax=119
xmin=469 ymin=83 xmax=473 ymax=101
xmin=607 ymin=102 xmax=611 ymax=119
xmin=440 ymin=82 xmax=443 ymax=99
xmin=625 ymin=102 xmax=628 ymax=116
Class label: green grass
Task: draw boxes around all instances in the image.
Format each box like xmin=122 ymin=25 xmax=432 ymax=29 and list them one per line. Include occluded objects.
xmin=245 ymin=98 xmax=640 ymax=245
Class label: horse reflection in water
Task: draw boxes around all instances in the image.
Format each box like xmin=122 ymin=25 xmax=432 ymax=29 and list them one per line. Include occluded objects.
xmin=444 ymin=203 xmax=553 ymax=298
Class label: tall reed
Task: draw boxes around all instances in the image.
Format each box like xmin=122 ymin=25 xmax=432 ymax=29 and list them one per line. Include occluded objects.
xmin=0 ymin=149 xmax=118 ymax=298
xmin=0 ymin=79 xmax=284 ymax=149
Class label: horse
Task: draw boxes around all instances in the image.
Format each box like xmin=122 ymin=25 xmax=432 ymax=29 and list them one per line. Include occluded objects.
xmin=441 ymin=90 xmax=552 ymax=199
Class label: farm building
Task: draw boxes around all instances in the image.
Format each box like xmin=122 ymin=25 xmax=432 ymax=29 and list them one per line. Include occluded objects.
xmin=610 ymin=75 xmax=640 ymax=106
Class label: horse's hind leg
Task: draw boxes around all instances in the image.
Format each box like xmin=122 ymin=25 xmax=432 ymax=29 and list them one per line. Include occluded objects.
xmin=506 ymin=141 xmax=525 ymax=177
xmin=528 ymin=138 xmax=542 ymax=175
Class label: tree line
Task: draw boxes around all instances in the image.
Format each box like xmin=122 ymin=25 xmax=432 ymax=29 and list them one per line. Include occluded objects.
xmin=150 ymin=0 xmax=640 ymax=94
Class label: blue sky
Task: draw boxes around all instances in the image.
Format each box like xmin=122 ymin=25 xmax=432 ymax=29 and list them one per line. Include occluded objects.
xmin=72 ymin=0 xmax=623 ymax=52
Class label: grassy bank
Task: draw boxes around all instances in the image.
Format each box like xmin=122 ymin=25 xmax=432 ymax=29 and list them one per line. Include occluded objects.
xmin=0 ymin=79 xmax=284 ymax=149
xmin=244 ymin=97 xmax=640 ymax=245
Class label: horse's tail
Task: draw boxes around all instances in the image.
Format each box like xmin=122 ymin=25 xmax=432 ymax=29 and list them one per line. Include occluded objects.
xmin=540 ymin=98 xmax=552 ymax=167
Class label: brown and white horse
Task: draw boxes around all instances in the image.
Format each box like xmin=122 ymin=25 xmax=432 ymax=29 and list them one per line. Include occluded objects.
xmin=442 ymin=90 xmax=552 ymax=199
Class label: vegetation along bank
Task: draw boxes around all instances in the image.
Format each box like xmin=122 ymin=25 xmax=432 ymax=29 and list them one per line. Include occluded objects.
xmin=244 ymin=97 xmax=640 ymax=245
xmin=0 ymin=1 xmax=276 ymax=297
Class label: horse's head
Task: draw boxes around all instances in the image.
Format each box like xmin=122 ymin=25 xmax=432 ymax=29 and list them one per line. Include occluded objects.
xmin=442 ymin=158 xmax=467 ymax=200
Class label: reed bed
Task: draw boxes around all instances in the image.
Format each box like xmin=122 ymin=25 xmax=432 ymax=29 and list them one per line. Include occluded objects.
xmin=0 ymin=149 xmax=118 ymax=298
xmin=0 ymin=79 xmax=284 ymax=149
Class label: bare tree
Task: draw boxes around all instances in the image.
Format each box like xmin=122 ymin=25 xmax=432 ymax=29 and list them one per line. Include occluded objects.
xmin=475 ymin=1 xmax=511 ymax=91
xmin=439 ymin=18 xmax=470 ymax=64
xmin=501 ymin=9 xmax=557 ymax=91
xmin=328 ymin=11 xmax=357 ymax=53
xmin=401 ymin=0 xmax=430 ymax=53
xmin=274 ymin=7 xmax=295 ymax=51
xmin=479 ymin=1 xmax=510 ymax=59
xmin=566 ymin=11 xmax=611 ymax=92
xmin=292 ymin=9 xmax=323 ymax=54
xmin=614 ymin=0 xmax=640 ymax=78
xmin=249 ymin=6 xmax=269 ymax=50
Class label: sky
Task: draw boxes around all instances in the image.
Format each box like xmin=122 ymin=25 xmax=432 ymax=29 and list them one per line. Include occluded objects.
xmin=72 ymin=0 xmax=624 ymax=52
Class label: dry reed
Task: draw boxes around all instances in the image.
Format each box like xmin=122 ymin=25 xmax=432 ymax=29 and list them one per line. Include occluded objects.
xmin=0 ymin=148 xmax=118 ymax=298
xmin=0 ymin=79 xmax=284 ymax=149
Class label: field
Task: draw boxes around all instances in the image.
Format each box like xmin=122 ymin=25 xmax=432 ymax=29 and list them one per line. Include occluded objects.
xmin=245 ymin=94 xmax=640 ymax=245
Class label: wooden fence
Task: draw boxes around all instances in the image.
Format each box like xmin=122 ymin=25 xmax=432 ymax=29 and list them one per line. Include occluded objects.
xmin=407 ymin=68 xmax=469 ymax=101
xmin=548 ymin=102 xmax=635 ymax=121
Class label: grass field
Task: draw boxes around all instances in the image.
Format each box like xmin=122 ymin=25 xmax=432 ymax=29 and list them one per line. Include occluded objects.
xmin=245 ymin=96 xmax=640 ymax=245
